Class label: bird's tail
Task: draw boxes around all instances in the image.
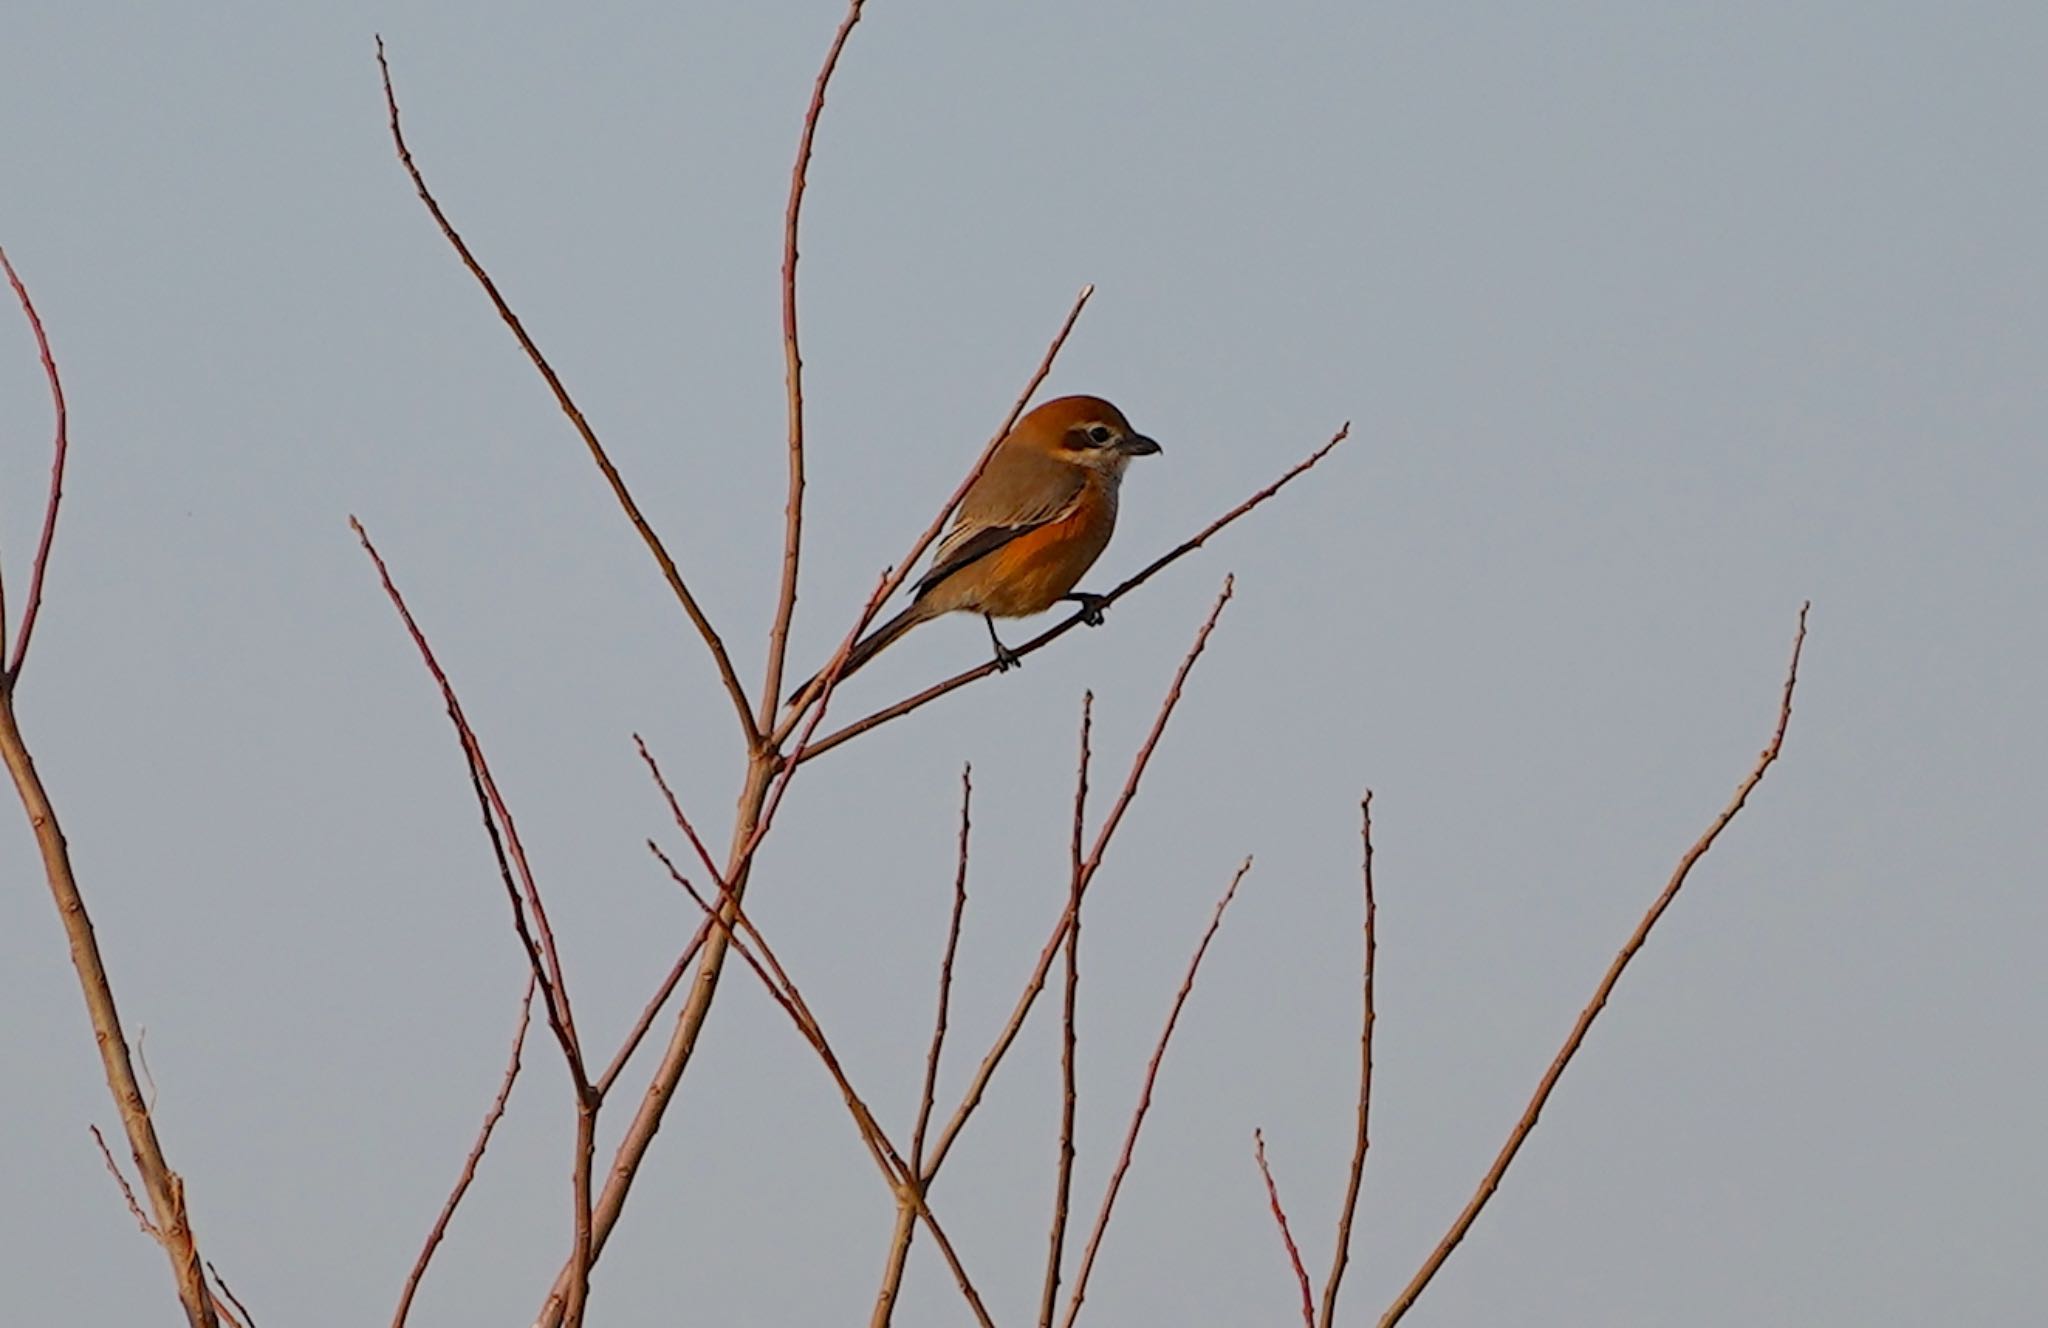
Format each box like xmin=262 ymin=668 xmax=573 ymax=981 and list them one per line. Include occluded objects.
xmin=785 ymin=601 xmax=932 ymax=707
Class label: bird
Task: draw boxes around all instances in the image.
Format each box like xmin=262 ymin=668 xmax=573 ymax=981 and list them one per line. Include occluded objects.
xmin=789 ymin=394 xmax=1161 ymax=705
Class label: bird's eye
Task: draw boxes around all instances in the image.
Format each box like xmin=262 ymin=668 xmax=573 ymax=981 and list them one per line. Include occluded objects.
xmin=1085 ymin=425 xmax=1115 ymax=445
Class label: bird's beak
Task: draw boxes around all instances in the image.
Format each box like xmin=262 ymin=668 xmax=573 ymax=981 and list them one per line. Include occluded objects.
xmin=1116 ymin=433 xmax=1162 ymax=457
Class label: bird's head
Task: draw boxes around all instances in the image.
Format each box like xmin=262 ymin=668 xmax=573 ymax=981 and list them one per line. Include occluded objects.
xmin=1010 ymin=395 xmax=1162 ymax=477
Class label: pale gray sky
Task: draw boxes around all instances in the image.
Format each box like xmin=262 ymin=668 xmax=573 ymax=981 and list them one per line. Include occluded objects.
xmin=3 ymin=3 xmax=2043 ymax=1325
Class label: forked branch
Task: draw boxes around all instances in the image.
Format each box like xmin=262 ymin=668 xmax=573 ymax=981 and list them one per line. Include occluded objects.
xmin=351 ymin=519 xmax=586 ymax=1081
xmin=351 ymin=517 xmax=600 ymax=1326
xmin=374 ymin=39 xmax=759 ymax=748
xmin=918 ymin=579 xmax=1236 ymax=1186
xmin=2 ymin=251 xmax=217 ymax=1328
xmin=652 ymin=845 xmax=997 ymax=1328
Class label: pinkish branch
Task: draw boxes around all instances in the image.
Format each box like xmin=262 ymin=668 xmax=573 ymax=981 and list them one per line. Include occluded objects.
xmin=0 ymin=245 xmax=70 ymax=685
xmin=1058 ymin=857 xmax=1256 ymax=1328
xmin=1379 ymin=604 xmax=1811 ymax=1327
xmin=1255 ymin=1130 xmax=1316 ymax=1328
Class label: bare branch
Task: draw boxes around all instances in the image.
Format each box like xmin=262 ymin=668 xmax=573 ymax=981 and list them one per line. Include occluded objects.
xmin=372 ymin=38 xmax=759 ymax=748
xmin=351 ymin=518 xmax=586 ymax=1084
xmin=796 ymin=424 xmax=1346 ymax=763
xmin=1379 ymin=604 xmax=1812 ymax=1327
xmin=1319 ymin=792 xmax=1377 ymax=1327
xmin=868 ymin=1207 xmax=921 ymax=1328
xmin=1039 ymin=693 xmax=1093 ymax=1328
xmin=97 ymin=1120 xmax=251 ymax=1328
xmin=875 ymin=765 xmax=976 ymax=1328
xmin=351 ymin=517 xmax=603 ymax=1327
xmin=653 ymin=844 xmax=997 ymax=1328
xmin=912 ymin=764 xmax=974 ymax=1174
xmin=1058 ymin=857 xmax=1255 ymax=1328
xmin=1255 ymin=1130 xmax=1316 ymax=1328
xmin=920 ymin=580 xmax=1235 ymax=1184
xmin=532 ymin=755 xmax=785 ymax=1326
xmin=650 ymin=847 xmax=896 ymax=1168
xmin=762 ymin=0 xmax=868 ymax=728
xmin=0 ymin=245 xmax=71 ymax=685
xmin=593 ymin=920 xmax=714 ymax=1099
xmin=745 ymin=565 xmax=899 ymax=860
xmin=566 ymin=1102 xmax=598 ymax=1328
xmin=393 ymin=976 xmax=536 ymax=1328
xmin=207 ymin=1265 xmax=257 ymax=1328
xmin=633 ymin=735 xmax=728 ymax=888
xmin=90 ymin=1124 xmax=157 ymax=1237
xmin=1 ymin=269 xmax=214 ymax=1323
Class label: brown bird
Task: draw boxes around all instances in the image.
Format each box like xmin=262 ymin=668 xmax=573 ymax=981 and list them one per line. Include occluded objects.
xmin=790 ymin=395 xmax=1161 ymax=703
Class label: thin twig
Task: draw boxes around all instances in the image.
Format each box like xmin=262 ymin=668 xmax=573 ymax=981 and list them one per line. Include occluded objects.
xmin=912 ymin=765 xmax=974 ymax=1175
xmin=0 ymin=246 xmax=69 ymax=684
xmin=775 ymin=284 xmax=1096 ymax=740
xmin=531 ymin=752 xmax=782 ymax=1328
xmin=351 ymin=517 xmax=597 ymax=1326
xmin=650 ymin=847 xmax=899 ymax=1170
xmin=593 ymin=918 xmax=714 ymax=1098
xmin=875 ymin=766 xmax=976 ymax=1328
xmin=920 ymin=580 xmax=1235 ymax=1185
xmin=1319 ymin=792 xmax=1377 ymax=1327
xmin=652 ymin=844 xmax=997 ymax=1328
xmin=1255 ymin=1130 xmax=1317 ymax=1328
xmin=796 ymin=423 xmax=1347 ymax=762
xmin=1058 ymin=857 xmax=1255 ymax=1328
xmin=1379 ymin=604 xmax=1812 ymax=1327
xmin=373 ymin=38 xmax=759 ymax=748
xmin=762 ymin=0 xmax=867 ymax=728
xmin=91 ymin=1124 xmax=157 ymax=1236
xmin=203 ymin=1278 xmax=245 ymax=1328
xmin=207 ymin=1262 xmax=257 ymax=1328
xmin=84 ymin=1119 xmax=219 ymax=1328
xmin=634 ymin=735 xmax=729 ymax=888
xmin=393 ymin=976 xmax=536 ymax=1328
xmin=351 ymin=519 xmax=585 ymax=1081
xmin=1039 ymin=693 xmax=1093 ymax=1328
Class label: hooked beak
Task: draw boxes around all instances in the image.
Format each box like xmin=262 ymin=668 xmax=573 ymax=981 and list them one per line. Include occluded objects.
xmin=1116 ymin=433 xmax=1162 ymax=457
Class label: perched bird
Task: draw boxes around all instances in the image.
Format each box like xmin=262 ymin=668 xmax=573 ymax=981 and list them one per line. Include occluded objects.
xmin=790 ymin=395 xmax=1161 ymax=704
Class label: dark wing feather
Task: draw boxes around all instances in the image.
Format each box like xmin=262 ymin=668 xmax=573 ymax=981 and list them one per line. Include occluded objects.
xmin=913 ymin=523 xmax=1035 ymax=598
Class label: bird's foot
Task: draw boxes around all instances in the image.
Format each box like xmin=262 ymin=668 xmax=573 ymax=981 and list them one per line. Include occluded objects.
xmin=991 ymin=643 xmax=1023 ymax=672
xmin=1063 ymin=592 xmax=1108 ymax=627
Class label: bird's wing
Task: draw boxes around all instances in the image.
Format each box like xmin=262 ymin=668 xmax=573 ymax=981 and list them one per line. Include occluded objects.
xmin=915 ymin=448 xmax=1086 ymax=599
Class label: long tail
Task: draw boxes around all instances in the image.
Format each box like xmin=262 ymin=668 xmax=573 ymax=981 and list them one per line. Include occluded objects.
xmin=786 ymin=601 xmax=933 ymax=706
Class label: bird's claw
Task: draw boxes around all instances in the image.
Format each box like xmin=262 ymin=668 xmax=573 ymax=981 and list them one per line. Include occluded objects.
xmin=1064 ymin=592 xmax=1108 ymax=627
xmin=992 ymin=644 xmax=1022 ymax=672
